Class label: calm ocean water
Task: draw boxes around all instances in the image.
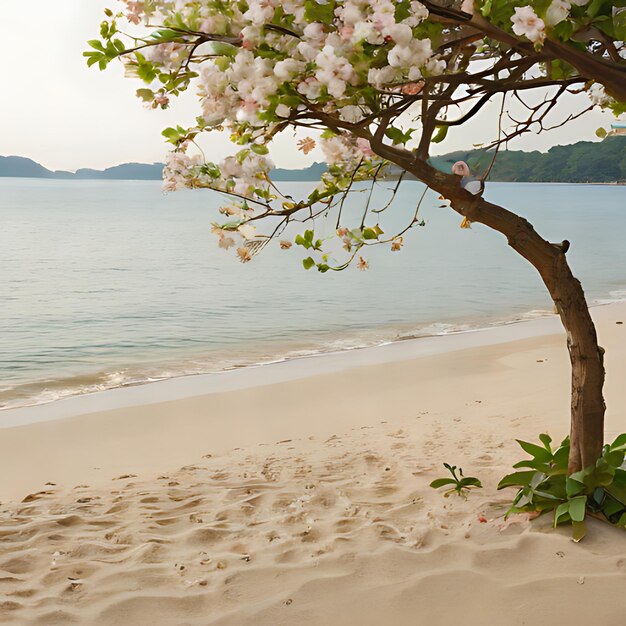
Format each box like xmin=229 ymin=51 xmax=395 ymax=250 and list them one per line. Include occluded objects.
xmin=1 ymin=178 xmax=625 ymax=409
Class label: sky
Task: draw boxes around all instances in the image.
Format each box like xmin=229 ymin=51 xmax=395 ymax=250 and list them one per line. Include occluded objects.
xmin=0 ymin=1 xmax=618 ymax=172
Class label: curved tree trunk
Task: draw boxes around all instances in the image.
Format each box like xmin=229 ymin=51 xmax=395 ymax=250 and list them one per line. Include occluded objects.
xmin=451 ymin=196 xmax=606 ymax=473
xmin=366 ymin=139 xmax=606 ymax=473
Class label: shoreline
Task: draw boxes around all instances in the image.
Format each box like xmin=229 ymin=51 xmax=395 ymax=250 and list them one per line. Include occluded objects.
xmin=2 ymin=174 xmax=625 ymax=184
xmin=3 ymin=299 xmax=624 ymax=428
xmin=0 ymin=300 xmax=623 ymax=505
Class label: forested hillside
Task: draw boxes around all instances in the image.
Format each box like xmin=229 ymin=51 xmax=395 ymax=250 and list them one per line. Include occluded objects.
xmin=431 ymin=136 xmax=625 ymax=183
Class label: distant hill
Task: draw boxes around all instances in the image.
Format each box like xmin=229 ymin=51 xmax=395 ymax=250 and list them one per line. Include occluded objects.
xmin=273 ymin=162 xmax=327 ymax=181
xmin=430 ymin=135 xmax=626 ymax=183
xmin=73 ymin=163 xmax=164 ymax=180
xmin=0 ymin=156 xmax=327 ymax=182
xmin=1 ymin=136 xmax=624 ymax=183
xmin=0 ymin=156 xmax=59 ymax=178
xmin=0 ymin=156 xmax=164 ymax=181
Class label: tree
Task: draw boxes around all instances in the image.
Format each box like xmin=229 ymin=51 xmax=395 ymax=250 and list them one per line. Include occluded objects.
xmin=88 ymin=0 xmax=625 ymax=474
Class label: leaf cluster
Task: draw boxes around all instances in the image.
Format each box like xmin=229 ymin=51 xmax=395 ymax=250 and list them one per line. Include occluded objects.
xmin=430 ymin=463 xmax=483 ymax=498
xmin=498 ymin=434 xmax=626 ymax=541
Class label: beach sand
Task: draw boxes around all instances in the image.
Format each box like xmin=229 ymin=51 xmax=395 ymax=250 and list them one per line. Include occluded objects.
xmin=1 ymin=303 xmax=625 ymax=625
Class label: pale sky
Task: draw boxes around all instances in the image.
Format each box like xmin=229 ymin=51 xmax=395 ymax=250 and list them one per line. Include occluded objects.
xmin=0 ymin=1 xmax=616 ymax=172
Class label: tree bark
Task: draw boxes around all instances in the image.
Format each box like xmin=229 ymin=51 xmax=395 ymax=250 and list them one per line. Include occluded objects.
xmin=367 ymin=139 xmax=606 ymax=472
xmin=449 ymin=196 xmax=606 ymax=473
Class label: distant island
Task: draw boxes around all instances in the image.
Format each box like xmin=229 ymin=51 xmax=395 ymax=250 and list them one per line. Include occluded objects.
xmin=1 ymin=136 xmax=624 ymax=183
xmin=0 ymin=156 xmax=328 ymax=183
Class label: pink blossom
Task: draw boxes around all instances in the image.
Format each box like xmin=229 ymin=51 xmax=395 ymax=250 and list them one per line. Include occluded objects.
xmin=153 ymin=94 xmax=170 ymax=108
xmin=124 ymin=1 xmax=144 ymax=24
xmin=401 ymin=81 xmax=425 ymax=95
xmin=452 ymin=161 xmax=470 ymax=176
xmin=356 ymin=138 xmax=374 ymax=157
xmin=339 ymin=26 xmax=354 ymax=40
xmin=460 ymin=0 xmax=474 ymax=15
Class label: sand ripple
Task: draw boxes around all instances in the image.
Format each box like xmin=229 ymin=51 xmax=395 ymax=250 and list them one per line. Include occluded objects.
xmin=1 ymin=416 xmax=626 ymax=625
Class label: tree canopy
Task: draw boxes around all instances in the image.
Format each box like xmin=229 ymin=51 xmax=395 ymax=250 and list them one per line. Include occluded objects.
xmin=86 ymin=0 xmax=625 ymax=269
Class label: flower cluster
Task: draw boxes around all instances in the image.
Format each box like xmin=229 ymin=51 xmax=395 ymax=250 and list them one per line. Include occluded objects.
xmin=509 ymin=0 xmax=589 ymax=44
xmin=163 ymin=144 xmax=273 ymax=195
xmin=118 ymin=0 xmax=442 ymax=132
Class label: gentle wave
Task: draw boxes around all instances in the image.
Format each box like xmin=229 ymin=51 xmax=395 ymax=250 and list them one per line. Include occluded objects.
xmin=3 ymin=292 xmax=625 ymax=411
xmin=3 ymin=179 xmax=626 ymax=412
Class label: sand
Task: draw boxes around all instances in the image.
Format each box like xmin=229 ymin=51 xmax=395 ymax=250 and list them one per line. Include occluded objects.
xmin=1 ymin=302 xmax=625 ymax=625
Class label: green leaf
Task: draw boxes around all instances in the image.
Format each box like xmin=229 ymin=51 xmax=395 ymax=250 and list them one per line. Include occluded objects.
xmin=512 ymin=459 xmax=551 ymax=472
xmin=304 ymin=0 xmax=336 ymax=24
xmin=136 ymin=88 xmax=155 ymax=102
xmin=553 ymin=444 xmax=570 ymax=472
xmin=460 ymin=477 xmax=483 ymax=488
xmin=539 ymin=433 xmax=552 ymax=451
xmin=569 ymin=495 xmax=587 ymax=522
xmin=431 ymin=125 xmax=449 ymax=144
xmin=566 ymin=475 xmax=585 ymax=497
xmin=295 ymin=234 xmax=310 ymax=249
xmin=362 ymin=227 xmax=379 ymax=240
xmin=150 ymin=28 xmax=182 ymax=43
xmin=586 ymin=0 xmax=607 ymax=19
xmin=211 ymin=42 xmax=238 ymax=57
xmin=516 ymin=439 xmax=553 ymax=463
xmin=480 ymin=0 xmax=493 ymax=16
xmin=215 ymin=56 xmax=231 ymax=71
xmin=385 ymin=127 xmax=413 ymax=145
xmin=84 ymin=52 xmax=104 ymax=67
xmin=161 ymin=127 xmax=180 ymax=142
xmin=604 ymin=449 xmax=625 ymax=469
xmin=302 ymin=257 xmax=315 ymax=270
xmin=394 ymin=0 xmax=411 ymax=22
xmin=595 ymin=127 xmax=608 ymax=139
xmin=250 ymin=144 xmax=269 ymax=155
xmin=87 ymin=39 xmax=106 ymax=51
xmin=430 ymin=478 xmax=457 ymax=489
xmin=554 ymin=501 xmax=570 ymax=526
xmin=611 ymin=433 xmax=626 ymax=449
xmin=497 ymin=470 xmax=537 ymax=490
xmin=571 ymin=520 xmax=587 ymax=542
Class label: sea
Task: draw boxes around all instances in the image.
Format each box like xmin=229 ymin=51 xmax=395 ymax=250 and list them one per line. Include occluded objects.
xmin=1 ymin=178 xmax=625 ymax=410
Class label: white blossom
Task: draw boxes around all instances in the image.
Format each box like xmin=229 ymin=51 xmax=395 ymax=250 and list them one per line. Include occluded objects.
xmin=588 ymin=82 xmax=611 ymax=107
xmin=546 ymin=0 xmax=571 ymax=26
xmin=314 ymin=46 xmax=356 ymax=98
xmin=320 ymin=135 xmax=360 ymax=165
xmin=511 ymin=6 xmax=546 ymax=43
xmin=275 ymin=103 xmax=291 ymax=118
xmin=339 ymin=105 xmax=365 ymax=123
xmin=238 ymin=224 xmax=257 ymax=240
xmin=368 ymin=66 xmax=396 ymax=89
xmin=243 ymin=0 xmax=276 ymax=25
xmin=388 ymin=38 xmax=433 ymax=71
xmin=274 ymin=59 xmax=305 ymax=81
